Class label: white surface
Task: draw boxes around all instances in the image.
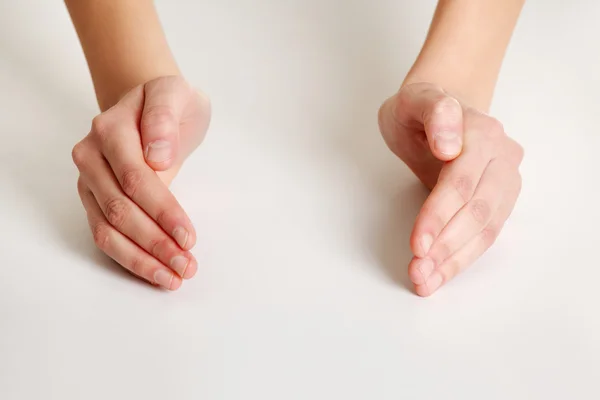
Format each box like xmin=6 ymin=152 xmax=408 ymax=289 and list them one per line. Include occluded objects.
xmin=1 ymin=1 xmax=599 ymax=399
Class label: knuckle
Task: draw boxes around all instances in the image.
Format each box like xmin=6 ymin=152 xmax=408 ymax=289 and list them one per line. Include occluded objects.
xmin=76 ymin=177 xmax=86 ymax=196
xmin=149 ymin=238 xmax=167 ymax=259
xmin=484 ymin=118 xmax=505 ymax=139
xmin=516 ymin=144 xmax=525 ymax=163
xmin=452 ymin=174 xmax=474 ymax=202
xmin=433 ymin=96 xmax=460 ymax=116
xmin=481 ymin=225 xmax=500 ymax=248
xmin=141 ymin=106 xmax=176 ymax=134
xmin=397 ymin=86 xmax=412 ymax=108
xmin=91 ymin=115 xmax=111 ymax=140
xmin=71 ymin=141 xmax=87 ymax=168
xmin=91 ymin=222 xmax=111 ymax=251
xmin=195 ymin=90 xmax=213 ymax=131
xmin=120 ymin=167 xmax=143 ymax=198
xmin=129 ymin=256 xmax=145 ymax=277
xmin=432 ymin=96 xmax=462 ymax=129
xmin=395 ymin=89 xmax=414 ymax=118
xmin=469 ymin=198 xmax=492 ymax=225
xmin=155 ymin=208 xmax=171 ymax=228
xmin=104 ymin=197 xmax=129 ymax=229
xmin=509 ymin=141 xmax=525 ymax=165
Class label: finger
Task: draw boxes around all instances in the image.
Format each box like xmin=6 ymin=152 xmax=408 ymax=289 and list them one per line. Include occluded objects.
xmin=91 ymin=115 xmax=197 ymax=251
xmin=77 ymin=178 xmax=182 ymax=290
xmin=78 ymin=149 xmax=198 ymax=279
xmin=408 ymin=256 xmax=435 ymax=286
xmin=426 ymin=157 xmax=514 ymax=265
xmin=414 ymin=176 xmax=522 ymax=297
xmin=408 ymin=160 xmax=513 ymax=285
xmin=141 ymin=76 xmax=192 ymax=170
xmin=77 ymin=178 xmax=156 ymax=287
xmin=396 ymin=83 xmax=464 ymax=160
xmin=409 ymin=110 xmax=503 ymax=259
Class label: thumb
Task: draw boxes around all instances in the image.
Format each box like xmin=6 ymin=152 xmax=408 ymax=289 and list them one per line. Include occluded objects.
xmin=397 ymin=83 xmax=464 ymax=161
xmin=140 ymin=76 xmax=191 ymax=171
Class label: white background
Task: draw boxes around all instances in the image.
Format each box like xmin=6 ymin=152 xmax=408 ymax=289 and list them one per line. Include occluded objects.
xmin=1 ymin=1 xmax=599 ymax=399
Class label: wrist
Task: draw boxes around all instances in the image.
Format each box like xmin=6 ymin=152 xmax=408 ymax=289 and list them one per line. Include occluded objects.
xmin=66 ymin=0 xmax=181 ymax=111
xmin=96 ymin=67 xmax=181 ymax=112
xmin=402 ymin=63 xmax=494 ymax=112
xmin=402 ymin=0 xmax=525 ymax=112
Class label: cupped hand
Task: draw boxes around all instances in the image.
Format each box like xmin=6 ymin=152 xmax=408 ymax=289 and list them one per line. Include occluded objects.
xmin=72 ymin=76 xmax=211 ymax=290
xmin=378 ymin=82 xmax=523 ymax=297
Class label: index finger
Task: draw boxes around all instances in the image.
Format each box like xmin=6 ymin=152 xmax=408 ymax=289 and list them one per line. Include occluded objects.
xmin=409 ymin=110 xmax=502 ymax=261
xmin=94 ymin=112 xmax=197 ymax=251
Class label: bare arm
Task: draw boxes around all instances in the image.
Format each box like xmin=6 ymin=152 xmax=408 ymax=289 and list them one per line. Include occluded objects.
xmin=405 ymin=0 xmax=526 ymax=111
xmin=65 ymin=0 xmax=180 ymax=111
xmin=379 ymin=0 xmax=525 ymax=296
xmin=66 ymin=1 xmax=211 ymax=289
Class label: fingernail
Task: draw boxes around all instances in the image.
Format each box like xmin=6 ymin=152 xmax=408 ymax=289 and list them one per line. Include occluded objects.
xmin=173 ymin=227 xmax=188 ymax=249
xmin=434 ymin=131 xmax=461 ymax=156
xmin=145 ymin=140 xmax=172 ymax=163
xmin=426 ymin=271 xmax=444 ymax=294
xmin=420 ymin=234 xmax=433 ymax=255
xmin=154 ymin=269 xmax=174 ymax=289
xmin=170 ymin=255 xmax=189 ymax=277
xmin=417 ymin=259 xmax=435 ymax=281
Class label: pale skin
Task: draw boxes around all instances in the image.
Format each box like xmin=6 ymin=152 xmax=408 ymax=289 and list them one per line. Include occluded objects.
xmin=66 ymin=0 xmax=525 ymax=296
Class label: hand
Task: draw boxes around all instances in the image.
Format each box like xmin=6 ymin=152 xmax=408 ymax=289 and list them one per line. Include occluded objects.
xmin=378 ymin=82 xmax=523 ymax=297
xmin=72 ymin=76 xmax=211 ymax=290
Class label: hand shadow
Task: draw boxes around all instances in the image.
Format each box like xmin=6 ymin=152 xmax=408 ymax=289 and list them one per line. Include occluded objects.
xmin=0 ymin=45 xmax=152 ymax=288
xmin=315 ymin=0 xmax=430 ymax=292
xmin=373 ymin=181 xmax=429 ymax=290
xmin=330 ymin=124 xmax=429 ymax=292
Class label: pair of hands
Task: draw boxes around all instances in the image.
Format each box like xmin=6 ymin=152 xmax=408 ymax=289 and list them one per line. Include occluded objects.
xmin=72 ymin=76 xmax=523 ymax=296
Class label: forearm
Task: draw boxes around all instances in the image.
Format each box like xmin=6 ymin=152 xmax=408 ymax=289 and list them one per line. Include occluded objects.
xmin=65 ymin=0 xmax=179 ymax=111
xmin=404 ymin=0 xmax=525 ymax=111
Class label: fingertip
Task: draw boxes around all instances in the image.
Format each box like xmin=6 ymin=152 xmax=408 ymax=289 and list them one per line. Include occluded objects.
xmin=415 ymin=284 xmax=432 ymax=297
xmin=408 ymin=260 xmax=425 ymax=285
xmin=154 ymin=268 xmax=181 ymax=291
xmin=182 ymin=257 xmax=198 ymax=280
xmin=414 ymin=271 xmax=444 ymax=297
xmin=431 ymin=131 xmax=462 ymax=161
xmin=169 ymin=275 xmax=183 ymax=291
xmin=169 ymin=254 xmax=195 ymax=279
xmin=146 ymin=160 xmax=174 ymax=172
xmin=173 ymin=226 xmax=196 ymax=251
xmin=144 ymin=140 xmax=175 ymax=171
xmin=185 ymin=230 xmax=197 ymax=251
xmin=409 ymin=257 xmax=435 ymax=286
